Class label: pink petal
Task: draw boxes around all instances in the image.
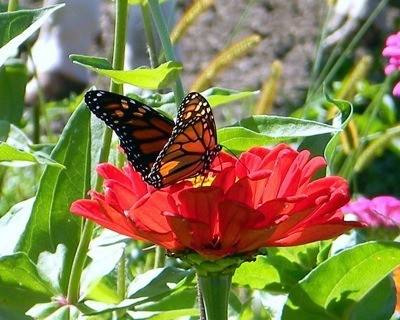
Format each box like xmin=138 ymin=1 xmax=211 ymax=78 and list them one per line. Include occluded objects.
xmin=382 ymin=46 xmax=400 ymax=58
xmin=385 ymin=64 xmax=397 ymax=75
xmin=393 ymin=82 xmax=400 ymax=97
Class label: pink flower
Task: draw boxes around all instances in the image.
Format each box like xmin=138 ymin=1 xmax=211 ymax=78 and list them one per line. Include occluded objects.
xmin=382 ymin=31 xmax=400 ymax=97
xmin=342 ymin=196 xmax=400 ymax=227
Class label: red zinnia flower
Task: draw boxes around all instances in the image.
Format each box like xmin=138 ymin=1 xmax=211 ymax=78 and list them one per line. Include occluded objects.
xmin=71 ymin=144 xmax=363 ymax=260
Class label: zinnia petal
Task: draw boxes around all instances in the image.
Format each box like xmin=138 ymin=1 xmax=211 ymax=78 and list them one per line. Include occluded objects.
xmin=71 ymin=143 xmax=363 ymax=261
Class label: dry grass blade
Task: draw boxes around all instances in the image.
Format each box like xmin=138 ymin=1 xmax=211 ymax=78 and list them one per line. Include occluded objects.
xmin=254 ymin=60 xmax=282 ymax=115
xmin=190 ymin=34 xmax=262 ymax=92
xmin=170 ymin=0 xmax=215 ymax=45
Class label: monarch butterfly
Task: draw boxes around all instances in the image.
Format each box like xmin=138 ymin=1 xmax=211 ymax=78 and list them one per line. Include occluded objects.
xmin=85 ymin=90 xmax=222 ymax=188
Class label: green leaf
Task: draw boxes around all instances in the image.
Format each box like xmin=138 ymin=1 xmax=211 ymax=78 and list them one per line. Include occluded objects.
xmin=233 ymin=256 xmax=281 ymax=291
xmin=83 ymin=268 xmax=196 ymax=315
xmin=0 ymin=121 xmax=62 ymax=167
xmin=0 ymin=119 xmax=10 ymax=141
xmin=380 ymin=94 xmax=396 ymax=125
xmin=83 ymin=277 xmax=121 ymax=305
xmin=233 ymin=243 xmax=320 ymax=293
xmin=282 ymin=241 xmax=400 ymax=320
xmin=0 ymin=4 xmax=64 ymax=67
xmin=18 ymin=99 xmax=91 ymax=294
xmin=135 ymin=286 xmax=197 ymax=312
xmin=0 ymin=198 xmax=34 ymax=256
xmin=68 ymin=55 xmax=112 ymax=70
xmin=27 ymin=302 xmax=80 ymax=319
xmin=323 ymin=95 xmax=353 ymax=168
xmin=0 ymin=58 xmax=27 ymax=125
xmin=37 ymin=245 xmax=68 ymax=294
xmin=201 ymin=87 xmax=259 ymax=107
xmin=0 ymin=141 xmax=62 ymax=167
xmin=348 ymin=276 xmax=395 ymax=320
xmin=0 ymin=307 xmax=30 ymax=320
xmin=70 ymin=55 xmax=182 ymax=90
xmin=218 ymin=116 xmax=340 ymax=153
xmin=0 ymin=253 xmax=53 ymax=313
xmin=81 ymin=231 xmax=127 ymax=301
xmin=127 ymin=308 xmax=199 ymax=319
xmin=128 ymin=267 xmax=195 ymax=299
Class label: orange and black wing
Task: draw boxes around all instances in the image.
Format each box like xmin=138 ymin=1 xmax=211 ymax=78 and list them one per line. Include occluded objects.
xmin=85 ymin=90 xmax=174 ymax=177
xmin=147 ymin=92 xmax=222 ymax=188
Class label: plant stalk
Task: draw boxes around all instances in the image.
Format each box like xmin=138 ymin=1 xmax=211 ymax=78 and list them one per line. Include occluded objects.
xmin=310 ymin=0 xmax=388 ymax=100
xmin=66 ymin=0 xmax=129 ymax=304
xmin=7 ymin=0 xmax=18 ymax=12
xmin=66 ymin=220 xmax=94 ymax=303
xmin=140 ymin=2 xmax=159 ymax=68
xmin=110 ymin=0 xmax=129 ymax=94
xmin=147 ymin=0 xmax=184 ymax=105
xmin=339 ymin=75 xmax=392 ymax=181
xmin=117 ymin=250 xmax=126 ymax=298
xmin=154 ymin=245 xmax=166 ymax=268
xmin=197 ymin=273 xmax=232 ymax=320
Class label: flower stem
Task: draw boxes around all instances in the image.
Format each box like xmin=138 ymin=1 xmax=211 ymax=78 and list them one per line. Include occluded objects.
xmin=66 ymin=220 xmax=94 ymax=303
xmin=66 ymin=0 xmax=128 ymax=304
xmin=147 ymin=0 xmax=184 ymax=105
xmin=7 ymin=0 xmax=18 ymax=11
xmin=140 ymin=1 xmax=159 ymax=69
xmin=154 ymin=245 xmax=166 ymax=268
xmin=117 ymin=250 xmax=126 ymax=298
xmin=110 ymin=0 xmax=129 ymax=94
xmin=197 ymin=273 xmax=232 ymax=320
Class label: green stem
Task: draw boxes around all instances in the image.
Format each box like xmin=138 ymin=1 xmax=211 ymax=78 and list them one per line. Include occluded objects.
xmin=110 ymin=0 xmax=129 ymax=94
xmin=144 ymin=249 xmax=155 ymax=271
xmin=197 ymin=276 xmax=206 ymax=320
xmin=28 ymin=48 xmax=47 ymax=144
xmin=141 ymin=2 xmax=159 ymax=69
xmin=67 ymin=105 xmax=95 ymax=303
xmin=339 ymin=76 xmax=392 ymax=181
xmin=116 ymin=249 xmax=126 ymax=319
xmin=310 ymin=0 xmax=388 ymax=101
xmin=32 ymin=98 xmax=41 ymax=144
xmin=224 ymin=0 xmax=256 ymax=49
xmin=197 ymin=273 xmax=232 ymax=320
xmin=0 ymin=168 xmax=7 ymax=198
xmin=304 ymin=1 xmax=331 ymax=108
xmin=117 ymin=250 xmax=126 ymax=298
xmin=66 ymin=0 xmax=129 ymax=304
xmin=147 ymin=0 xmax=184 ymax=105
xmin=154 ymin=245 xmax=166 ymax=268
xmin=7 ymin=0 xmax=18 ymax=12
xmin=66 ymin=220 xmax=94 ymax=303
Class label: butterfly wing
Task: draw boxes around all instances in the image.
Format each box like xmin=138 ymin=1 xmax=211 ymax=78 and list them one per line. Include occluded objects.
xmin=147 ymin=92 xmax=222 ymax=188
xmin=85 ymin=90 xmax=174 ymax=177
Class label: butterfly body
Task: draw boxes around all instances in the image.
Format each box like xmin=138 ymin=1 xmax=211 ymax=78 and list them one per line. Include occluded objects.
xmin=85 ymin=90 xmax=221 ymax=188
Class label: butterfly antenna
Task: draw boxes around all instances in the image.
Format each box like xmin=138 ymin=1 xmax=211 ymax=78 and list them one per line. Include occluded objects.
xmin=221 ymin=145 xmax=250 ymax=174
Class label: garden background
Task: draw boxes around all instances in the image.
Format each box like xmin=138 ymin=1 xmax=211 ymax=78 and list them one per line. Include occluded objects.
xmin=1 ymin=0 xmax=400 ymax=319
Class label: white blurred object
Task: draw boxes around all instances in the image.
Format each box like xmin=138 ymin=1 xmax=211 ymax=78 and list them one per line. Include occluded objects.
xmin=258 ymin=291 xmax=287 ymax=320
xmin=31 ymin=0 xmax=101 ymax=83
xmin=324 ymin=0 xmax=386 ymax=48
xmin=330 ymin=230 xmax=359 ymax=255
xmin=26 ymin=0 xmax=178 ymax=101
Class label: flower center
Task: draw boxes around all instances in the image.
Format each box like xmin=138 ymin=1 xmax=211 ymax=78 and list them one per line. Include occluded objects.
xmin=187 ymin=173 xmax=216 ymax=188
